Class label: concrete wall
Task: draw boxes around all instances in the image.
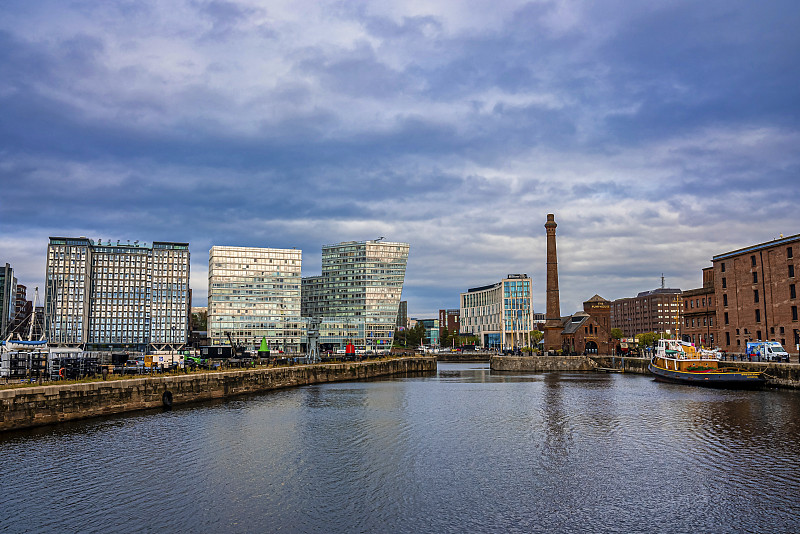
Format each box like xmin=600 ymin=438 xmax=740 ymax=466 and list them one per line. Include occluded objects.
xmin=494 ymin=355 xmax=800 ymax=389
xmin=490 ymin=355 xmax=597 ymax=372
xmin=592 ymin=356 xmax=800 ymax=389
xmin=719 ymin=361 xmax=800 ymax=389
xmin=436 ymin=352 xmax=491 ymax=362
xmin=591 ymin=356 xmax=650 ymax=374
xmin=0 ymin=357 xmax=436 ymax=432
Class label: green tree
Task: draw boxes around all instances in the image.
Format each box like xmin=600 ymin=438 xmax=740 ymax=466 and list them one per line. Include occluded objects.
xmin=405 ymin=322 xmax=427 ymax=348
xmin=636 ymin=332 xmax=659 ymax=348
xmin=393 ymin=328 xmax=406 ymax=347
xmin=440 ymin=328 xmax=453 ymax=348
xmin=530 ymin=330 xmax=544 ymax=345
xmin=610 ymin=328 xmax=623 ymax=340
xmin=191 ymin=310 xmax=207 ymax=331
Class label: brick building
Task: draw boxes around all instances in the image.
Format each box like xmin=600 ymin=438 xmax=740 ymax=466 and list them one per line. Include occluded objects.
xmin=611 ymin=287 xmax=682 ymax=337
xmin=712 ymin=233 xmax=799 ymax=355
xmin=560 ymin=295 xmax=613 ymax=354
xmin=438 ymin=309 xmax=460 ymax=340
xmin=680 ymin=267 xmax=717 ymax=348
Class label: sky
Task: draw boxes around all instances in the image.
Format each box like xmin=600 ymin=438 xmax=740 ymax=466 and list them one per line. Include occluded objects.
xmin=1 ymin=0 xmax=799 ymax=318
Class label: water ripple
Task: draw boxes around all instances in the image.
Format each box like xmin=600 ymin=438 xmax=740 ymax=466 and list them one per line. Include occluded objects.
xmin=2 ymin=364 xmax=800 ymax=533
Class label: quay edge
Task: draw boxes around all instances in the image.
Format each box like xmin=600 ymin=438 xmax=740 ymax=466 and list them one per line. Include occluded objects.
xmin=492 ymin=355 xmax=800 ymax=389
xmin=0 ymin=357 xmax=436 ymax=432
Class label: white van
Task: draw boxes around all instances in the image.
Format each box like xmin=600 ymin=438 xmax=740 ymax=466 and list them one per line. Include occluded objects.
xmin=746 ymin=341 xmax=790 ymax=362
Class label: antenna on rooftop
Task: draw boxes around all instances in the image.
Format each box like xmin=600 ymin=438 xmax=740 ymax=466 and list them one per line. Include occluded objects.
xmin=661 ymin=273 xmax=665 ymax=289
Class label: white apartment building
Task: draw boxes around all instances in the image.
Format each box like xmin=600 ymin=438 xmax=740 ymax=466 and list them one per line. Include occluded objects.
xmin=208 ymin=246 xmax=302 ymax=353
xmin=301 ymin=239 xmax=409 ymax=350
xmin=45 ymin=237 xmax=190 ymax=350
xmin=460 ymin=274 xmax=534 ymax=350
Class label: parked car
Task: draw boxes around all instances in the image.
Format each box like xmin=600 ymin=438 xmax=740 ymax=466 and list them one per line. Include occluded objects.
xmin=122 ymin=359 xmax=145 ymax=374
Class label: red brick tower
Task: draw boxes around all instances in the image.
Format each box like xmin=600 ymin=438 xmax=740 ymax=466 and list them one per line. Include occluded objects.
xmin=544 ymin=214 xmax=562 ymax=352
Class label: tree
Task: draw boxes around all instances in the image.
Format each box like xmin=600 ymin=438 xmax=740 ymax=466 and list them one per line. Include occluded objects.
xmin=191 ymin=310 xmax=207 ymax=331
xmin=610 ymin=328 xmax=623 ymax=340
xmin=405 ymin=322 xmax=427 ymax=348
xmin=636 ymin=332 xmax=659 ymax=348
xmin=393 ymin=328 xmax=406 ymax=347
xmin=440 ymin=328 xmax=453 ymax=348
xmin=530 ymin=330 xmax=544 ymax=345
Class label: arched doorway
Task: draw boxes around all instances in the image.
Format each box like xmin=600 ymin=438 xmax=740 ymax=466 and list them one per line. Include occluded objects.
xmin=585 ymin=341 xmax=598 ymax=354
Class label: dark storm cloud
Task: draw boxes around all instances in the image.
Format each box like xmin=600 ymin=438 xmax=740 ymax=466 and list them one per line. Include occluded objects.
xmin=595 ymin=1 xmax=800 ymax=143
xmin=1 ymin=0 xmax=798 ymax=315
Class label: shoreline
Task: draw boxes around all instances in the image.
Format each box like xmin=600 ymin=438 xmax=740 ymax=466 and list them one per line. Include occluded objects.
xmin=0 ymin=356 xmax=437 ymax=432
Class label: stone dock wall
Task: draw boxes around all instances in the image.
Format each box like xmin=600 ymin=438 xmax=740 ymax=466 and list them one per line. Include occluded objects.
xmin=490 ymin=355 xmax=597 ymax=372
xmin=436 ymin=351 xmax=491 ymax=363
xmin=0 ymin=357 xmax=436 ymax=432
xmin=493 ymin=355 xmax=800 ymax=389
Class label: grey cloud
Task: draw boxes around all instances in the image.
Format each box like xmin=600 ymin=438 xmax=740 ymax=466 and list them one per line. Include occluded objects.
xmin=1 ymin=1 xmax=798 ymax=317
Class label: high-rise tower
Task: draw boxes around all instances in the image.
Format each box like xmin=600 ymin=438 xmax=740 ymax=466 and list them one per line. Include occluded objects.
xmin=544 ymin=214 xmax=562 ymax=352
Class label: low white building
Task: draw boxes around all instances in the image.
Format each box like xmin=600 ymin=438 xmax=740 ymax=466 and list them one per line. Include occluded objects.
xmin=208 ymin=246 xmax=302 ymax=353
xmin=460 ymin=274 xmax=534 ymax=350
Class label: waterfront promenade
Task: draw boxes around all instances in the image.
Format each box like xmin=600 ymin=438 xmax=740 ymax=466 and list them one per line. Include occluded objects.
xmin=490 ymin=354 xmax=800 ymax=389
xmin=0 ymin=356 xmax=436 ymax=432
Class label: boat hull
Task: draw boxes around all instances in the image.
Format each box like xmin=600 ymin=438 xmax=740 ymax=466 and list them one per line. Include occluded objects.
xmin=647 ymin=361 xmax=764 ymax=388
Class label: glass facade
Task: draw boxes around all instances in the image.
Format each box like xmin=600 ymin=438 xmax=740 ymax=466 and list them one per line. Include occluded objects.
xmin=208 ymin=246 xmax=302 ymax=353
xmin=45 ymin=237 xmax=190 ymax=349
xmin=0 ymin=263 xmax=16 ymax=338
xmin=301 ymin=240 xmax=409 ymax=350
xmin=460 ymin=274 xmax=534 ymax=349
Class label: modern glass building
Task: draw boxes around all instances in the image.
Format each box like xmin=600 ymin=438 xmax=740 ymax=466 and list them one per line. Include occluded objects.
xmin=208 ymin=246 xmax=302 ymax=353
xmin=460 ymin=274 xmax=534 ymax=350
xmin=301 ymin=239 xmax=409 ymax=350
xmin=419 ymin=318 xmax=440 ymax=347
xmin=45 ymin=237 xmax=190 ymax=350
xmin=1 ymin=263 xmax=17 ymax=339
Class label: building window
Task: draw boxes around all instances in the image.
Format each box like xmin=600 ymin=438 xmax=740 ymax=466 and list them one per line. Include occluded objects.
xmin=751 ymin=255 xmax=757 ymax=267
xmin=790 ymin=264 xmax=795 ymax=278
xmin=753 ymin=272 xmax=758 ymax=284
xmin=754 ymin=289 xmax=759 ymax=303
xmin=690 ymin=300 xmax=694 ymax=309
xmin=791 ymin=284 xmax=797 ymax=299
xmin=757 ymin=330 xmax=762 ymax=341
xmin=725 ymin=332 xmax=730 ymax=345
xmin=793 ymin=306 xmax=798 ymax=321
xmin=722 ymin=277 xmax=727 ymax=288
xmin=782 ymin=338 xmax=786 ymax=345
xmin=755 ymin=309 xmax=761 ymax=323
xmin=789 ymin=247 xmax=794 ymax=259
xmin=721 ymin=262 xmax=726 ymax=272
xmin=780 ymin=326 xmax=785 ymax=334
xmin=723 ymin=294 xmax=728 ymax=307
xmin=710 ymin=317 xmax=713 ymax=327
xmin=725 ymin=312 xmax=729 ymax=325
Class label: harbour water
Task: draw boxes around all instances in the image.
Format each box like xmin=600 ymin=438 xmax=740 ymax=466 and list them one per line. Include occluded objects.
xmin=2 ymin=362 xmax=800 ymax=533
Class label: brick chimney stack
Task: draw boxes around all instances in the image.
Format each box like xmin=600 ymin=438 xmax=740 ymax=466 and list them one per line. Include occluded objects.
xmin=544 ymin=214 xmax=562 ymax=352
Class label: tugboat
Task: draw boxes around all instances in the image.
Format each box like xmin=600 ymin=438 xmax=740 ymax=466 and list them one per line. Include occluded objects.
xmin=648 ymin=338 xmax=764 ymax=388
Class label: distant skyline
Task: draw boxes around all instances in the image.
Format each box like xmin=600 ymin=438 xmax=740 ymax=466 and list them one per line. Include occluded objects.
xmin=2 ymin=1 xmax=798 ymax=318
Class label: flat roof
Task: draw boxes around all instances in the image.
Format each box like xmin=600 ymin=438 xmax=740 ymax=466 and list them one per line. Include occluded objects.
xmin=467 ymin=282 xmax=501 ymax=293
xmin=713 ymin=233 xmax=800 ymax=261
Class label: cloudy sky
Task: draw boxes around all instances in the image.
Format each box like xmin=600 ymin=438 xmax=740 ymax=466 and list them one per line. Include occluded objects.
xmin=2 ymin=0 xmax=798 ymax=318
